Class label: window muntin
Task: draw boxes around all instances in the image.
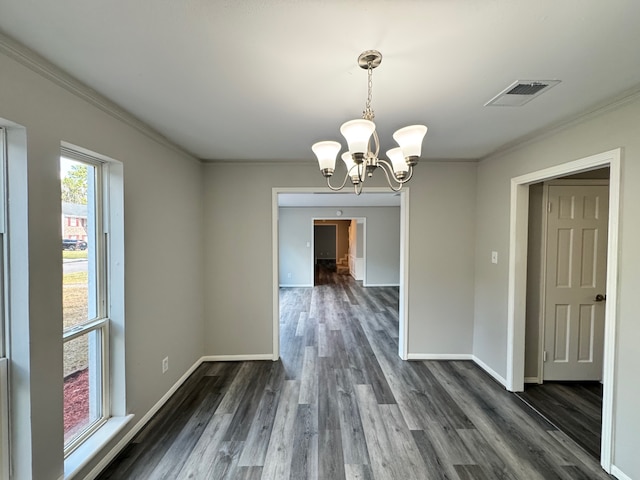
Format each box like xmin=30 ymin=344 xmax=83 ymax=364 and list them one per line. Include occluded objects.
xmin=61 ymin=154 xmax=109 ymax=455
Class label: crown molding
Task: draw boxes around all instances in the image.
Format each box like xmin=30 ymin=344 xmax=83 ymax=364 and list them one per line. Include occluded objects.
xmin=0 ymin=31 xmax=197 ymax=162
xmin=482 ymin=84 xmax=640 ymax=162
xmin=202 ymin=158 xmax=317 ymax=166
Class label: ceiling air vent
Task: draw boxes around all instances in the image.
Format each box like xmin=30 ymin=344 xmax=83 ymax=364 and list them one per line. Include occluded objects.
xmin=485 ymin=79 xmax=561 ymax=107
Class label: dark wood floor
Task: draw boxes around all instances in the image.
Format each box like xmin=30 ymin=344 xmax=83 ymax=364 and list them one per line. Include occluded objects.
xmin=97 ymin=267 xmax=613 ymax=479
xmin=517 ymin=382 xmax=603 ymax=460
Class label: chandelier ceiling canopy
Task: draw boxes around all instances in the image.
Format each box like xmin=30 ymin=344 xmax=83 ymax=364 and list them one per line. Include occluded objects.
xmin=312 ymin=50 xmax=428 ymax=195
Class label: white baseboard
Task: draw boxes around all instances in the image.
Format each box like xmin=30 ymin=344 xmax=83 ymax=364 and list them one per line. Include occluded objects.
xmin=611 ymin=465 xmax=632 ymax=480
xmin=279 ymin=283 xmax=313 ymax=288
xmin=85 ymin=357 xmax=204 ymax=479
xmin=202 ymin=354 xmax=274 ymax=362
xmin=407 ymin=354 xmax=473 ymax=360
xmin=362 ymin=283 xmax=400 ymax=287
xmin=524 ymin=376 xmax=540 ymax=384
xmin=472 ymin=355 xmax=507 ymax=387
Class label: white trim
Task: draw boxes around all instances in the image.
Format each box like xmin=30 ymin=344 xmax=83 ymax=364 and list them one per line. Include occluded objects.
xmin=363 ymin=283 xmax=400 ymax=287
xmin=407 ymin=354 xmax=473 ymax=360
xmin=201 ymin=354 xmax=275 ymax=362
xmin=83 ymin=357 xmax=204 ymax=479
xmin=506 ymin=148 xmax=621 ymax=474
xmin=473 ymin=355 xmax=508 ymax=387
xmin=0 ymin=359 xmax=8 ymax=480
xmin=531 ymin=183 xmax=550 ymax=383
xmin=272 ymin=190 xmax=280 ymax=361
xmin=279 ymin=284 xmax=313 ymax=288
xmin=524 ymin=376 xmax=540 ymax=384
xmin=546 ymin=179 xmax=610 ymax=186
xmin=64 ymin=415 xmax=133 ymax=480
xmin=398 ymin=189 xmax=409 ymax=359
xmin=610 ymin=465 xmax=632 ymax=480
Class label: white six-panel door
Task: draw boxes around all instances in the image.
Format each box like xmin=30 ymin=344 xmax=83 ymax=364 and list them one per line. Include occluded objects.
xmin=543 ymin=184 xmax=609 ymax=381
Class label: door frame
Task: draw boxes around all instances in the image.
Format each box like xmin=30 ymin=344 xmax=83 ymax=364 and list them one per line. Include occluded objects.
xmin=506 ymin=148 xmax=621 ymax=472
xmin=272 ymin=187 xmax=410 ymax=362
xmin=311 ymin=218 xmax=366 ymax=285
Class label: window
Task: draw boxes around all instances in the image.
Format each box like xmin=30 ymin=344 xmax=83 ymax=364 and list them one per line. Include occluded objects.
xmin=0 ymin=128 xmax=9 ymax=480
xmin=61 ymin=153 xmax=109 ymax=455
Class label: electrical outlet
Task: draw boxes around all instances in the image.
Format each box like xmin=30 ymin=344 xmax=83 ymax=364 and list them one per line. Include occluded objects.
xmin=287 ymin=272 xmax=292 ymax=279
xmin=162 ymin=356 xmax=169 ymax=374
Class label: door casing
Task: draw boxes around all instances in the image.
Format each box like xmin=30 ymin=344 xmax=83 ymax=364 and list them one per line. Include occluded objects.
xmin=507 ymin=148 xmax=621 ymax=473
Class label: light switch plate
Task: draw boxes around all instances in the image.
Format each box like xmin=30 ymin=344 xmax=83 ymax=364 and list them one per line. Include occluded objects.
xmin=491 ymin=251 xmax=498 ymax=264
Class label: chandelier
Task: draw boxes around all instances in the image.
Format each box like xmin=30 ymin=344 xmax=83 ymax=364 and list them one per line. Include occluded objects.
xmin=312 ymin=50 xmax=428 ymax=195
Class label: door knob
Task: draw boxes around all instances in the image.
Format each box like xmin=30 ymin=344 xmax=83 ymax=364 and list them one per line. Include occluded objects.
xmin=595 ymin=294 xmax=606 ymax=302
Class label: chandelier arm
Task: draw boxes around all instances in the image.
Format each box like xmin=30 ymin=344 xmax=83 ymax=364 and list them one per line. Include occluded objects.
xmin=326 ymin=171 xmax=352 ymax=191
xmin=403 ymin=166 xmax=415 ymax=183
xmin=377 ymin=159 xmax=404 ymax=192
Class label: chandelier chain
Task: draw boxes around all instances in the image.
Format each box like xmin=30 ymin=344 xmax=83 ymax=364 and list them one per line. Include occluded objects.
xmin=363 ymin=62 xmax=375 ymax=121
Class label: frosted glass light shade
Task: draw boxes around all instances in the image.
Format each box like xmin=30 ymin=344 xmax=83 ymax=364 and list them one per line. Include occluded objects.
xmin=341 ymin=152 xmax=357 ymax=174
xmin=312 ymin=141 xmax=341 ymax=171
xmin=342 ymin=152 xmax=362 ymax=181
xmin=392 ymin=125 xmax=428 ymax=158
xmin=340 ymin=119 xmax=375 ymax=157
xmin=387 ymin=147 xmax=409 ymax=175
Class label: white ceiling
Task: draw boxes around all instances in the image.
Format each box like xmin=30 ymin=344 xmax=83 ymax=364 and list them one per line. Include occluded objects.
xmin=1 ymin=1 xmax=640 ymax=163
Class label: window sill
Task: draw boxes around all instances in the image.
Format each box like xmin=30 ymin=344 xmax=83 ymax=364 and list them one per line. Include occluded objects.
xmin=64 ymin=414 xmax=134 ymax=480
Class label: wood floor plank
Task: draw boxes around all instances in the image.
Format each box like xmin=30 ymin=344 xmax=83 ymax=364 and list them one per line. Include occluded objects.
xmin=260 ymin=380 xmax=300 ymax=480
xmin=289 ymin=404 xmax=319 ymax=480
xmin=454 ymin=464 xmax=495 ymax=480
xmin=318 ymin=428 xmax=346 ymax=480
xmin=175 ymin=412 xmax=234 ymax=478
xmin=344 ymin=463 xmax=374 ymax=480
xmin=355 ymin=384 xmax=406 ymax=480
xmin=335 ymin=368 xmax=370 ymax=465
xmin=98 ymin=265 xmax=614 ymax=480
xmin=411 ymin=430 xmax=460 ymax=480
xmin=146 ymin=380 xmax=224 ymax=478
xmin=236 ymin=364 xmax=285 ymax=467
xmin=378 ymin=404 xmax=429 ymax=478
xmin=208 ymin=440 xmax=244 ymax=479
xmin=517 ymin=382 xmax=602 ymax=458
xmin=298 ymin=346 xmax=318 ymax=405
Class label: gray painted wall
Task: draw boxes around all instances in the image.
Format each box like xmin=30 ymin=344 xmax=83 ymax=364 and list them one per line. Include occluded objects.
xmin=203 ymin=161 xmax=478 ymax=358
xmin=0 ymin=50 xmax=205 ymax=479
xmin=474 ymin=95 xmax=640 ymax=477
xmin=279 ymin=207 xmax=401 ymax=287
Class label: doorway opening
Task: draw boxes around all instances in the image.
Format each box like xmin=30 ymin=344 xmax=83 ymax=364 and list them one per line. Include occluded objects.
xmin=272 ymin=188 xmax=410 ymax=361
xmin=313 ymin=219 xmax=362 ymax=286
xmin=506 ymin=148 xmax=621 ymax=473
xmin=518 ymin=170 xmax=610 ymax=460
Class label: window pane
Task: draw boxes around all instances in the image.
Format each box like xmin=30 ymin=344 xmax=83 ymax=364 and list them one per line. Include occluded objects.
xmin=63 ymin=330 xmax=103 ymax=444
xmin=62 ymin=158 xmax=99 ymax=330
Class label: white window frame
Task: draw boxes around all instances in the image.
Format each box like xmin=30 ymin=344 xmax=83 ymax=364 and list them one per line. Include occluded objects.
xmin=0 ymin=127 xmax=10 ymax=480
xmin=61 ymin=149 xmax=110 ymax=457
xmin=61 ymin=143 xmax=128 ymax=479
